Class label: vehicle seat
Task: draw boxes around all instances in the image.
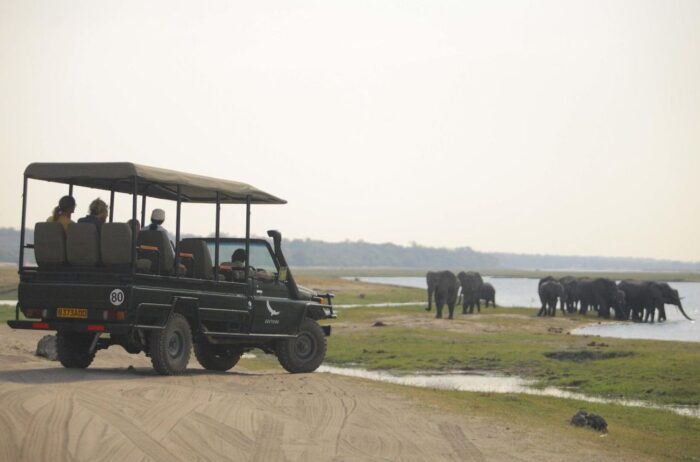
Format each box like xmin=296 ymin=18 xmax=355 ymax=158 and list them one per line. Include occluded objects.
xmin=179 ymin=238 xmax=214 ymax=279
xmin=66 ymin=223 xmax=100 ymax=266
xmin=137 ymin=230 xmax=174 ymax=275
xmin=34 ymin=222 xmax=67 ymax=268
xmin=101 ymin=223 xmax=152 ymax=272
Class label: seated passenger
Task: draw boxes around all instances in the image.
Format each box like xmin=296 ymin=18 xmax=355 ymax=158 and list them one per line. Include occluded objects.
xmin=144 ymin=208 xmax=175 ymax=251
xmin=47 ymin=195 xmax=76 ymax=232
xmin=146 ymin=208 xmax=168 ymax=233
xmin=77 ymin=198 xmax=108 ymax=229
xmin=231 ymin=249 xmax=246 ymax=268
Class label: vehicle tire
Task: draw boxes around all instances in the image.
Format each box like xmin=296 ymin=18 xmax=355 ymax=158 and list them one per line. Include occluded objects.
xmin=150 ymin=313 xmax=192 ymax=375
xmin=194 ymin=341 xmax=242 ymax=372
xmin=57 ymin=332 xmax=95 ymax=369
xmin=276 ymin=318 xmax=327 ymax=373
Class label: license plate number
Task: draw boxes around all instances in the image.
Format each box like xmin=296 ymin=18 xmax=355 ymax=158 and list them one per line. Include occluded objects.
xmin=57 ymin=308 xmax=88 ymax=319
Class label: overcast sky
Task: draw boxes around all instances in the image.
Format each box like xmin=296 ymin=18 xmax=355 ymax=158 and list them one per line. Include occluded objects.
xmin=1 ymin=0 xmax=698 ymax=261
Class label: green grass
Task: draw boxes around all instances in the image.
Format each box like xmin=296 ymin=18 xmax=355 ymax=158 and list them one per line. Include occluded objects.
xmin=396 ymin=385 xmax=700 ymax=462
xmin=326 ymin=306 xmax=700 ymax=407
xmin=0 ymin=304 xmax=22 ymax=322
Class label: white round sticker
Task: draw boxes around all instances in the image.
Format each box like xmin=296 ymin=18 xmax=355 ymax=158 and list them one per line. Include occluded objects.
xmin=110 ymin=289 xmax=125 ymax=306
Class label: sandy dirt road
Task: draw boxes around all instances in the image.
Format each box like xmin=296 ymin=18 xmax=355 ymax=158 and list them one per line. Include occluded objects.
xmin=0 ymin=325 xmax=637 ymax=461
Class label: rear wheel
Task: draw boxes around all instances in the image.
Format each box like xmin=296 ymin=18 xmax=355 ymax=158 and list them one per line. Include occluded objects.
xmin=276 ymin=318 xmax=326 ymax=373
xmin=57 ymin=332 xmax=95 ymax=369
xmin=194 ymin=341 xmax=242 ymax=372
xmin=150 ymin=313 xmax=192 ymax=375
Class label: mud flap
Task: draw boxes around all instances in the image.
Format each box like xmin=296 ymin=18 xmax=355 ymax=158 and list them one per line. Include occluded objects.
xmin=321 ymin=325 xmax=331 ymax=337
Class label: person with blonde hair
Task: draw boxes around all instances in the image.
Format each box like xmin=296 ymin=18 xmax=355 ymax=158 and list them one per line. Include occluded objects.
xmin=78 ymin=198 xmax=109 ymax=229
xmin=47 ymin=195 xmax=76 ymax=232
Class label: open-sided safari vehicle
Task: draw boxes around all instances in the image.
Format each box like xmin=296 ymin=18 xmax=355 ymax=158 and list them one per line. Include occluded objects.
xmin=9 ymin=163 xmax=334 ymax=375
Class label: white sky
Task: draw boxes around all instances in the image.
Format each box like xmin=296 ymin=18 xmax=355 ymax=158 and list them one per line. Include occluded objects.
xmin=1 ymin=0 xmax=698 ymax=261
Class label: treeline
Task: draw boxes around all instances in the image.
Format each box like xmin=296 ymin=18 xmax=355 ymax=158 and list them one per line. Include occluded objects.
xmin=282 ymin=239 xmax=498 ymax=268
xmin=0 ymin=227 xmax=698 ymax=272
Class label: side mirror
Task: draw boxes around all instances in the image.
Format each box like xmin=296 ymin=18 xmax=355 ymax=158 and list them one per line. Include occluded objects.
xmin=278 ymin=266 xmax=288 ymax=282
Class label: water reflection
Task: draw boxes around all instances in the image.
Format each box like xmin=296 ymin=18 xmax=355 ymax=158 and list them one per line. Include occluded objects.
xmin=319 ymin=365 xmax=700 ymax=418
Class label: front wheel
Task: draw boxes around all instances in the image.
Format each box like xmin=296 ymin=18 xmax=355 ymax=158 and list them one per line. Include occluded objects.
xmin=150 ymin=313 xmax=192 ymax=375
xmin=57 ymin=332 xmax=95 ymax=369
xmin=276 ymin=318 xmax=327 ymax=373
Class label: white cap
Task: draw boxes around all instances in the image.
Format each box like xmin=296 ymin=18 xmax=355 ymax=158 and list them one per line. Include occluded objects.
xmin=151 ymin=208 xmax=165 ymax=223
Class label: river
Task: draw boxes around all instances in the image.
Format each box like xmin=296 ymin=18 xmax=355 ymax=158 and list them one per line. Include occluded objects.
xmin=346 ymin=276 xmax=700 ymax=343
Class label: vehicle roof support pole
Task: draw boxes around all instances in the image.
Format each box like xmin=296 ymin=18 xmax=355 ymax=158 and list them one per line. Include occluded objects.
xmin=109 ymin=189 xmax=115 ymax=222
xmin=69 ymin=183 xmax=73 ymax=196
xmin=245 ymin=196 xmax=251 ymax=285
xmin=141 ymin=194 xmax=147 ymax=226
xmin=214 ymin=191 xmax=220 ymax=280
xmin=175 ymin=185 xmax=182 ymax=276
xmin=18 ymin=175 xmax=28 ymax=272
xmin=131 ymin=177 xmax=138 ymax=273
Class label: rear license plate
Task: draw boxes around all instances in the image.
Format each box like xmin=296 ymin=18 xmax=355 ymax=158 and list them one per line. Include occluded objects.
xmin=57 ymin=308 xmax=88 ymax=319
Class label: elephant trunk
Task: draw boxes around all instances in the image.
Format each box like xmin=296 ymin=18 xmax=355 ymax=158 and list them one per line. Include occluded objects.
xmin=675 ymin=301 xmax=694 ymax=321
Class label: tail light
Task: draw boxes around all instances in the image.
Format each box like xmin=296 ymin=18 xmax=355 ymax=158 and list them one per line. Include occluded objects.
xmin=25 ymin=308 xmax=43 ymax=319
xmin=103 ymin=310 xmax=126 ymax=321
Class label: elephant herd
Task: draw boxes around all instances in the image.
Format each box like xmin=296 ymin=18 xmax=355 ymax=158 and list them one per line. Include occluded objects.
xmin=425 ymin=270 xmax=496 ymax=319
xmin=537 ymin=276 xmax=693 ymax=322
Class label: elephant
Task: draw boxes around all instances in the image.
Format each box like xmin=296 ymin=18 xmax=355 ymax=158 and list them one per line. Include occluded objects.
xmin=559 ymin=276 xmax=579 ymax=313
xmin=427 ymin=271 xmax=459 ymax=319
xmin=425 ymin=271 xmax=440 ymax=312
xmin=614 ymin=289 xmax=627 ymax=320
xmin=619 ymin=280 xmax=692 ymax=322
xmin=479 ymin=282 xmax=496 ymax=307
xmin=458 ymin=271 xmax=484 ymax=314
xmin=576 ymin=278 xmax=624 ymax=318
xmin=656 ymin=282 xmax=692 ymax=321
xmin=618 ymin=280 xmax=652 ymax=322
xmin=538 ymin=280 xmax=565 ymax=317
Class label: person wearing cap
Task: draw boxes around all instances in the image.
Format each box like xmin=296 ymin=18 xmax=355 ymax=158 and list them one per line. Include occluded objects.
xmin=146 ymin=208 xmax=168 ymax=233
xmin=78 ymin=198 xmax=109 ymax=230
xmin=47 ymin=195 xmax=76 ymax=232
xmin=145 ymin=208 xmax=175 ymax=251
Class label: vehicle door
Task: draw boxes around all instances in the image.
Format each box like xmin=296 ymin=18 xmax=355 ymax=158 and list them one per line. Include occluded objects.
xmin=247 ymin=242 xmax=305 ymax=334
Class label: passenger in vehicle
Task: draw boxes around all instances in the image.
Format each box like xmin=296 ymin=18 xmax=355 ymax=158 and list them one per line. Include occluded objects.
xmin=146 ymin=209 xmax=168 ymax=233
xmin=47 ymin=195 xmax=76 ymax=232
xmin=77 ymin=198 xmax=108 ymax=229
xmin=231 ymin=249 xmax=246 ymax=268
xmin=223 ymin=249 xmax=247 ymax=282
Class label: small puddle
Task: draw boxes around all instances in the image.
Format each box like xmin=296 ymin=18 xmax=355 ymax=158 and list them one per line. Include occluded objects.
xmin=318 ymin=366 xmax=700 ymax=419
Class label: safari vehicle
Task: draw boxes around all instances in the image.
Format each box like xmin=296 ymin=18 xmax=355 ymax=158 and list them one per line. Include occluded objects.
xmin=8 ymin=163 xmax=334 ymax=375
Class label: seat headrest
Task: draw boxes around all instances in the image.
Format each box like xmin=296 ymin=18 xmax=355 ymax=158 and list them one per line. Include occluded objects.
xmin=67 ymin=223 xmax=100 ymax=266
xmin=101 ymin=223 xmax=132 ymax=266
xmin=34 ymin=222 xmax=67 ymax=267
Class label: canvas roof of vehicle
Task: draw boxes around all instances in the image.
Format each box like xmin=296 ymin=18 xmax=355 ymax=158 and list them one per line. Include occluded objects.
xmin=24 ymin=162 xmax=286 ymax=204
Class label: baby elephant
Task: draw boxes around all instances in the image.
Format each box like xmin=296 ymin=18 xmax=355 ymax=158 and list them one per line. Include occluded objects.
xmin=538 ymin=280 xmax=565 ymax=317
xmin=479 ymin=282 xmax=496 ymax=307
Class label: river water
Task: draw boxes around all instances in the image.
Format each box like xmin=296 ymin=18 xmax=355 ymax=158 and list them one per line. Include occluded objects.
xmin=318 ymin=366 xmax=700 ymax=418
xmin=346 ymin=276 xmax=700 ymax=343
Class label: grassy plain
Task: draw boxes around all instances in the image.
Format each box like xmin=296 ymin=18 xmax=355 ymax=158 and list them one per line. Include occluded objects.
xmin=325 ymin=305 xmax=700 ymax=406
xmin=307 ymin=276 xmax=700 ymax=460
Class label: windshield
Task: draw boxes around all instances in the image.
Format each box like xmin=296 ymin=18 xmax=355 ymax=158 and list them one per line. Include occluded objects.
xmin=207 ymin=241 xmax=278 ymax=274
